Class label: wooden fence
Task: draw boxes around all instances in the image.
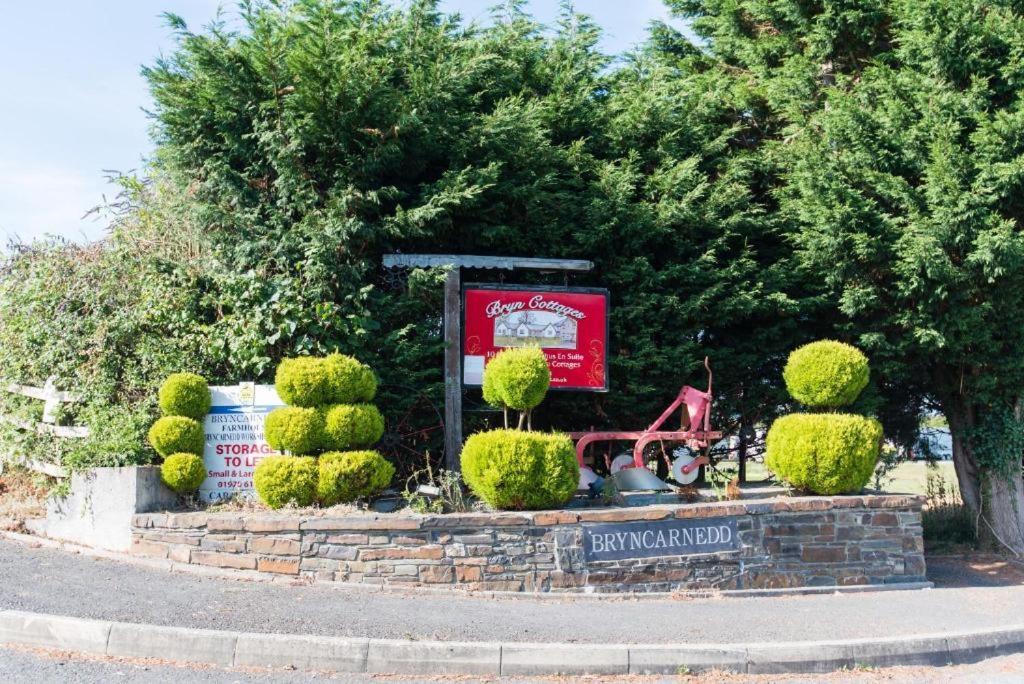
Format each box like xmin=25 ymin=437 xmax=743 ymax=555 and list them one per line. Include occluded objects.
xmin=0 ymin=376 xmax=89 ymax=476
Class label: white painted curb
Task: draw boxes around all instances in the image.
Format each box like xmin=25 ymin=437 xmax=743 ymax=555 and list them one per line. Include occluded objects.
xmin=1 ymin=610 xmax=1022 ymax=675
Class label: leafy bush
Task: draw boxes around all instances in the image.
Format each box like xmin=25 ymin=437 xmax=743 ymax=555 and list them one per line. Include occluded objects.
xmin=765 ymin=413 xmax=882 ymax=495
xmin=160 ymin=452 xmax=206 ymax=494
xmin=264 ymin=406 xmax=324 ymax=455
xmin=147 ymin=416 xmax=204 ymax=457
xmin=783 ymin=340 xmax=869 ymax=408
xmin=253 ymin=455 xmax=318 ymax=509
xmin=317 ymin=450 xmax=394 ymax=505
xmin=325 ymin=353 xmax=377 ymax=403
xmin=275 ymin=357 xmax=332 ymax=407
xmin=322 ymin=403 xmax=384 ymax=450
xmin=158 ymin=373 xmax=211 ymax=419
xmin=65 ymin=404 xmax=156 ymax=469
xmin=461 ymin=429 xmax=577 ymax=510
xmin=482 ymin=347 xmax=551 ymax=412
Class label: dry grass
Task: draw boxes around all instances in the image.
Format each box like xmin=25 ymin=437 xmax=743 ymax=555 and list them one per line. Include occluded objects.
xmin=0 ymin=465 xmax=50 ymax=531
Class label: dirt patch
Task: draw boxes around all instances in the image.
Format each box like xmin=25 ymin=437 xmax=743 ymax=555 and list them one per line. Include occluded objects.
xmin=927 ymin=553 xmax=1024 ymax=587
xmin=0 ymin=465 xmax=50 ymax=531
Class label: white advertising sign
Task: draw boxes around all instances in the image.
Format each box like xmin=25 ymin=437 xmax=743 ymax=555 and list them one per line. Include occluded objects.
xmin=200 ymin=383 xmax=285 ymax=502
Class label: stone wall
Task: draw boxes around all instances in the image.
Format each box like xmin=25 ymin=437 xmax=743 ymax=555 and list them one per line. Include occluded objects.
xmin=130 ymin=495 xmax=926 ymax=593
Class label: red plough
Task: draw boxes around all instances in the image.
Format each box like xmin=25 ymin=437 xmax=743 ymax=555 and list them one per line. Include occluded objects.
xmin=570 ymin=358 xmax=723 ymax=490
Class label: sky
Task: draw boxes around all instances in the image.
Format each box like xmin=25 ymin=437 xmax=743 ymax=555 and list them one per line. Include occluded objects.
xmin=0 ymin=1 xmax=685 ymax=246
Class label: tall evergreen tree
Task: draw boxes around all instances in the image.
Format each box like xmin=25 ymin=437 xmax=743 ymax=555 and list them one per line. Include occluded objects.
xmin=676 ymin=0 xmax=1024 ymax=551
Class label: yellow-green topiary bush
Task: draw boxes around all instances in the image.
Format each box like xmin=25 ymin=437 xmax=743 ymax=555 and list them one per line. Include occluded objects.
xmin=275 ymin=357 xmax=333 ymax=407
xmin=768 ymin=339 xmax=881 ymax=495
xmin=253 ymin=455 xmax=317 ymax=509
xmin=322 ymin=403 xmax=384 ymax=450
xmin=160 ymin=453 xmax=207 ymax=494
xmin=324 ymin=353 xmax=377 ymax=403
xmin=765 ymin=413 xmax=882 ymax=495
xmin=483 ymin=347 xmax=551 ymax=412
xmin=317 ymin=450 xmax=395 ymax=506
xmin=148 ymin=416 xmax=204 ymax=457
xmin=461 ymin=429 xmax=577 ymax=510
xmin=783 ymin=340 xmax=869 ymax=409
xmin=265 ymin=406 xmax=324 ymax=455
xmin=158 ymin=372 xmax=211 ymax=419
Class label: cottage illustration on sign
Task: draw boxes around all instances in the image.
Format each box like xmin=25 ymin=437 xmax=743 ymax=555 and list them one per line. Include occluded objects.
xmin=493 ymin=310 xmax=578 ymax=349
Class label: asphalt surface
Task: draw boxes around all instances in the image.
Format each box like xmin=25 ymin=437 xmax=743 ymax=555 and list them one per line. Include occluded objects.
xmin=4 ymin=644 xmax=1024 ymax=684
xmin=2 ymin=540 xmax=1024 ymax=645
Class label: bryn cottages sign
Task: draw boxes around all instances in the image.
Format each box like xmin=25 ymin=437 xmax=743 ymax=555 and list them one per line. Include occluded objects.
xmin=582 ymin=517 xmax=739 ymax=562
xmin=463 ymin=284 xmax=609 ymax=391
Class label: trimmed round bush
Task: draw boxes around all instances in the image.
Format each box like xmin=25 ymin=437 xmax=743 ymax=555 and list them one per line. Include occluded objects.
xmin=148 ymin=416 xmax=204 ymax=457
xmin=461 ymin=429 xmax=577 ymax=510
xmin=482 ymin=347 xmax=551 ymax=411
xmin=765 ymin=413 xmax=882 ymax=495
xmin=158 ymin=372 xmax=211 ymax=419
xmin=253 ymin=455 xmax=317 ymax=509
xmin=160 ymin=453 xmax=206 ymax=494
xmin=783 ymin=340 xmax=869 ymax=408
xmin=264 ymin=406 xmax=324 ymax=455
xmin=324 ymin=353 xmax=377 ymax=403
xmin=275 ymin=357 xmax=332 ymax=407
xmin=322 ymin=403 xmax=385 ymax=450
xmin=317 ymin=450 xmax=395 ymax=506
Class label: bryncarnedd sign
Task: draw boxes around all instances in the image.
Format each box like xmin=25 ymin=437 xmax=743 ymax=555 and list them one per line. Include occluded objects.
xmin=583 ymin=517 xmax=739 ymax=562
xmin=200 ymin=383 xmax=285 ymax=502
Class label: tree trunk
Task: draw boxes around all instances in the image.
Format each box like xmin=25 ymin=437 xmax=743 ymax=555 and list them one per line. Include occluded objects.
xmin=942 ymin=393 xmax=1024 ymax=556
xmin=983 ymin=472 xmax=1024 ymax=556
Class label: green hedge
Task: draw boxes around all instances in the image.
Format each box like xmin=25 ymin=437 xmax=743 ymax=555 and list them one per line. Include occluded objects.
xmin=783 ymin=340 xmax=869 ymax=408
xmin=158 ymin=373 xmax=211 ymax=419
xmin=148 ymin=416 xmax=204 ymax=457
xmin=275 ymin=357 xmax=332 ymax=407
xmin=317 ymin=450 xmax=394 ymax=506
xmin=253 ymin=455 xmax=318 ymax=509
xmin=765 ymin=413 xmax=882 ymax=495
xmin=160 ymin=452 xmax=206 ymax=494
xmin=461 ymin=429 xmax=577 ymax=510
xmin=322 ymin=403 xmax=384 ymax=450
xmin=264 ymin=406 xmax=324 ymax=455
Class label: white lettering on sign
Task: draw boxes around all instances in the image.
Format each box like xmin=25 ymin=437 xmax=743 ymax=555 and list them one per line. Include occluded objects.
xmin=582 ymin=518 xmax=739 ymax=561
xmin=484 ymin=295 xmax=586 ymax=321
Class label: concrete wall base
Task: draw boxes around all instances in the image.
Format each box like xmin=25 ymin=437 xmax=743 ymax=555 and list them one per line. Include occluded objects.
xmin=45 ymin=466 xmax=178 ymax=552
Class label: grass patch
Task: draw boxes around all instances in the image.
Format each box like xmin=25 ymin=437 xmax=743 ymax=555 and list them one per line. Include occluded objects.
xmin=921 ymin=462 xmax=977 ymax=553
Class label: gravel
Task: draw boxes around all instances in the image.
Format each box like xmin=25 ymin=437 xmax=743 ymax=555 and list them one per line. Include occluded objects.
xmin=1 ymin=540 xmax=1024 ymax=645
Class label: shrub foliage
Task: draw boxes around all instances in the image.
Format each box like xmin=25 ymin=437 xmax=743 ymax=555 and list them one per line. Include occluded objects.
xmin=325 ymin=354 xmax=377 ymax=404
xmin=483 ymin=347 xmax=551 ymax=413
xmin=264 ymin=406 xmax=324 ymax=455
xmin=147 ymin=416 xmax=204 ymax=457
xmin=322 ymin=403 xmax=384 ymax=450
xmin=461 ymin=429 xmax=577 ymax=510
xmin=253 ymin=455 xmax=318 ymax=509
xmin=317 ymin=450 xmax=394 ymax=506
xmin=160 ymin=452 xmax=206 ymax=494
xmin=158 ymin=372 xmax=211 ymax=419
xmin=275 ymin=357 xmax=333 ymax=408
xmin=765 ymin=413 xmax=882 ymax=495
xmin=783 ymin=341 xmax=869 ymax=409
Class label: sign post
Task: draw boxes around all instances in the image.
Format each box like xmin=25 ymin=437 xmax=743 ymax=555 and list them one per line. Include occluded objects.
xmin=381 ymin=254 xmax=595 ymax=471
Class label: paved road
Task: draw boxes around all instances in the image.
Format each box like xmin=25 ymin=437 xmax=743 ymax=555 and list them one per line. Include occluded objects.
xmin=2 ymin=540 xmax=1024 ymax=645
xmin=3 ymin=644 xmax=1024 ymax=683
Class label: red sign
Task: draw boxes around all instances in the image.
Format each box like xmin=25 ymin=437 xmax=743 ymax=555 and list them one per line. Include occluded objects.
xmin=463 ymin=285 xmax=609 ymax=391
